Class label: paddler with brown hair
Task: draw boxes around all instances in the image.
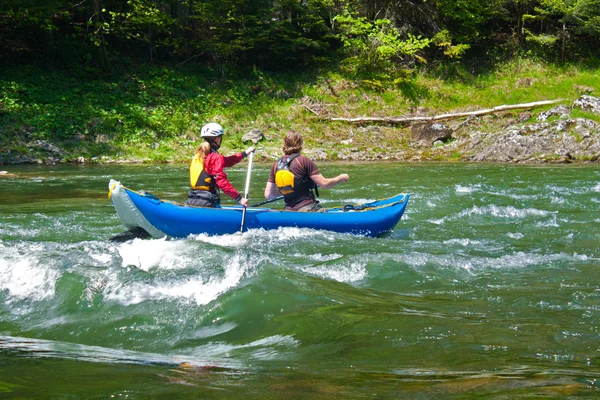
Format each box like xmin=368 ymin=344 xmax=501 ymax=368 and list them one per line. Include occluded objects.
xmin=264 ymin=130 xmax=349 ymax=211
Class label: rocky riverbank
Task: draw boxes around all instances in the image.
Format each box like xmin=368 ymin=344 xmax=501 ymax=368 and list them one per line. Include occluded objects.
xmin=415 ymin=95 xmax=600 ymax=164
xmin=299 ymin=95 xmax=600 ymax=164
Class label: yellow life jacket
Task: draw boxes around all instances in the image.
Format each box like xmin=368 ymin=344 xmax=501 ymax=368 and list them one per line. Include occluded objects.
xmin=275 ymin=154 xmax=316 ymax=201
xmin=189 ymin=153 xmax=216 ymax=192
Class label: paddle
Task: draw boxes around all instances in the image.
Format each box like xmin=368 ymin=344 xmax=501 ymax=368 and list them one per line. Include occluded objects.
xmin=250 ymin=195 xmax=284 ymax=207
xmin=240 ymin=152 xmax=254 ymax=232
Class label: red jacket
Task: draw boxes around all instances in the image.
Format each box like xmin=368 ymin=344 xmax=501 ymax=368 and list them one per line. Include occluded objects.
xmin=204 ymin=151 xmax=245 ymax=201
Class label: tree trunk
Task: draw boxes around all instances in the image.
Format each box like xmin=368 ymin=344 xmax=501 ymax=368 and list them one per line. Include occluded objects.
xmin=561 ymin=22 xmax=566 ymax=63
xmin=149 ymin=26 xmax=153 ymax=64
xmin=319 ymin=99 xmax=566 ymax=125
xmin=94 ymin=0 xmax=109 ymax=68
xmin=516 ymin=2 xmax=522 ymax=44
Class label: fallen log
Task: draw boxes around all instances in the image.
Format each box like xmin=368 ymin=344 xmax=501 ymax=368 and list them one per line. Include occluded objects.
xmin=325 ymin=99 xmax=566 ymax=125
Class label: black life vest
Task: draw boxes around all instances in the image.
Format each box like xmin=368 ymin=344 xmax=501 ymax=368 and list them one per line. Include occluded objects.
xmin=275 ymin=154 xmax=317 ymax=202
xmin=189 ymin=153 xmax=216 ymax=193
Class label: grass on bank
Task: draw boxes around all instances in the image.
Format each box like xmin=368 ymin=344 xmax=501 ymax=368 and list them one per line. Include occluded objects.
xmin=0 ymin=58 xmax=598 ymax=163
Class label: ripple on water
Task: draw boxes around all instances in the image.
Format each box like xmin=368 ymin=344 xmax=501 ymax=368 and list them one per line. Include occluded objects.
xmin=0 ymin=334 xmax=242 ymax=369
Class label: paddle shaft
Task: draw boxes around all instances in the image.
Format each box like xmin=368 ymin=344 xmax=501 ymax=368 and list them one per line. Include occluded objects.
xmin=240 ymin=152 xmax=254 ymax=232
xmin=250 ymin=195 xmax=284 ymax=207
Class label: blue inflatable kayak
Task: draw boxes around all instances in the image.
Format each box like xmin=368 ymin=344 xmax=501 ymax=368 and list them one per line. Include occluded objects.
xmin=108 ymin=179 xmax=409 ymax=238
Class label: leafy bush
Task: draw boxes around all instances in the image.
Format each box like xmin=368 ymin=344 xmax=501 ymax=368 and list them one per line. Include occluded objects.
xmin=334 ymin=13 xmax=430 ymax=85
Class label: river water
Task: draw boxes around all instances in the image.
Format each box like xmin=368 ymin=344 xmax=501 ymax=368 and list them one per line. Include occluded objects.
xmin=0 ymin=162 xmax=599 ymax=398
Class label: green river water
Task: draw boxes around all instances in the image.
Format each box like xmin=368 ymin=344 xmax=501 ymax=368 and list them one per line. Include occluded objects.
xmin=0 ymin=162 xmax=599 ymax=399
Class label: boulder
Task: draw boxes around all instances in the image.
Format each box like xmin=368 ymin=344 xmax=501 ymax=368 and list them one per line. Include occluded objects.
xmin=242 ymin=129 xmax=264 ymax=144
xmin=537 ymin=105 xmax=571 ymax=121
xmin=29 ymin=140 xmax=65 ymax=155
xmin=411 ymin=123 xmax=452 ymax=147
xmin=0 ymin=171 xmax=17 ymax=178
xmin=463 ymin=117 xmax=600 ymax=163
xmin=573 ymin=95 xmax=600 ymax=114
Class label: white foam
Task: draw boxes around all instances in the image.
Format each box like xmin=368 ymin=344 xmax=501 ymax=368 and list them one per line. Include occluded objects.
xmin=105 ymin=252 xmax=250 ymax=306
xmin=488 ymin=190 xmax=538 ymax=200
xmin=187 ymin=334 xmax=300 ymax=360
xmin=399 ymin=250 xmax=578 ymax=272
xmin=507 ymin=232 xmax=524 ymax=239
xmin=427 ymin=205 xmax=553 ymax=225
xmin=88 ymin=251 xmax=114 ymax=265
xmin=536 ymin=215 xmax=559 ymax=227
xmin=0 ymin=251 xmax=59 ymax=303
xmin=0 ymin=223 xmax=43 ymax=239
xmin=244 ymin=334 xmax=300 ymax=349
xmin=189 ymin=226 xmax=339 ymax=248
xmin=443 ymin=238 xmax=482 ymax=246
xmin=258 ymin=227 xmax=337 ymax=242
xmin=305 ymin=253 xmax=344 ymax=262
xmin=337 ymin=198 xmax=374 ymax=205
xmin=427 ymin=218 xmax=446 ymax=225
xmin=189 ymin=232 xmax=247 ymax=247
xmin=301 ymin=260 xmax=367 ymax=283
xmin=459 ymin=205 xmax=553 ymax=219
xmin=117 ymin=238 xmax=191 ymax=271
xmin=455 ymin=184 xmax=478 ymax=194
xmin=246 ymin=335 xmax=301 ymax=360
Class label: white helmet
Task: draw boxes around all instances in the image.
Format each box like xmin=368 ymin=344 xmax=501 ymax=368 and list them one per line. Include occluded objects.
xmin=200 ymin=122 xmax=224 ymax=138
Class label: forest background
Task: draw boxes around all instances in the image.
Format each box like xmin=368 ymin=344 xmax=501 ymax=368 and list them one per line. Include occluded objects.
xmin=1 ymin=0 xmax=599 ymax=164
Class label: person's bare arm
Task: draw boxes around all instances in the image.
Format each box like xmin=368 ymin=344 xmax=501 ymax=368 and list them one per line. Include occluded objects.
xmin=264 ymin=181 xmax=280 ymax=199
xmin=310 ymin=173 xmax=349 ymax=189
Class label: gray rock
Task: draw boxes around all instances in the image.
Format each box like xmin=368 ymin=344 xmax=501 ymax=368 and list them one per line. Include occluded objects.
xmin=242 ymin=129 xmax=264 ymax=144
xmin=462 ymin=117 xmax=600 ymax=163
xmin=574 ymin=85 xmax=594 ymax=94
xmin=573 ymin=95 xmax=600 ymax=114
xmin=537 ymin=105 xmax=571 ymax=121
xmin=305 ymin=148 xmax=328 ymax=161
xmin=30 ymin=140 xmax=65 ymax=155
xmin=517 ymin=112 xmax=533 ymax=123
xmin=411 ymin=123 xmax=452 ymax=147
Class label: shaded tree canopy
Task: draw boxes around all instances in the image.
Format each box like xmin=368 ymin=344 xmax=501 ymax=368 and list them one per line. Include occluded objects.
xmin=0 ymin=0 xmax=599 ymax=70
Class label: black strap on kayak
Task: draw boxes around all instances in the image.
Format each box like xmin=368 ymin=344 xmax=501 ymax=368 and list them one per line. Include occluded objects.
xmin=343 ymin=204 xmax=366 ymax=212
xmin=344 ymin=195 xmax=408 ymax=211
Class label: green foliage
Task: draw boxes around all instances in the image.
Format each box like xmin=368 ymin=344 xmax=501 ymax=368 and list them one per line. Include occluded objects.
xmin=570 ymin=0 xmax=600 ymax=36
xmin=432 ymin=30 xmax=471 ymax=59
xmin=0 ymin=62 xmax=315 ymax=161
xmin=2 ymin=0 xmax=600 ymax=163
xmin=4 ymin=56 xmax=597 ymax=164
xmin=1 ymin=0 xmax=598 ymax=70
xmin=521 ymin=0 xmax=600 ymax=60
xmin=187 ymin=0 xmax=336 ymax=68
xmin=432 ymin=0 xmax=501 ymax=43
xmin=333 ymin=12 xmax=430 ymax=85
xmin=105 ymin=0 xmax=176 ymax=46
